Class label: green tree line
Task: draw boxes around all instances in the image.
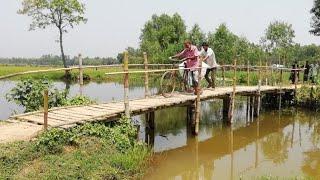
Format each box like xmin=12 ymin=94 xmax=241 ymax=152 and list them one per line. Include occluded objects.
xmin=139 ymin=13 xmax=320 ymax=65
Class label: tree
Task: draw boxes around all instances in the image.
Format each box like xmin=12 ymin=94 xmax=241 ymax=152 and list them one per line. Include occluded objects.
xmin=117 ymin=47 xmax=143 ymax=64
xmin=296 ymin=44 xmax=320 ymax=62
xmin=18 ymin=0 xmax=87 ymax=77
xmin=310 ymin=0 xmax=320 ymax=36
xmin=208 ymin=24 xmax=238 ymax=64
xmin=140 ymin=13 xmax=187 ymax=63
xmin=188 ymin=24 xmax=206 ymax=47
xmin=261 ymin=21 xmax=295 ymax=64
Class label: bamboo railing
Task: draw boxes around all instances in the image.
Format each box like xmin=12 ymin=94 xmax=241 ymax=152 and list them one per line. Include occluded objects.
xmin=1 ymin=51 xmax=307 ymax=132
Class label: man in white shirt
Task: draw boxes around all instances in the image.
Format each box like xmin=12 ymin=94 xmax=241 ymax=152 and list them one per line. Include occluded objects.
xmin=200 ymin=42 xmax=218 ymax=88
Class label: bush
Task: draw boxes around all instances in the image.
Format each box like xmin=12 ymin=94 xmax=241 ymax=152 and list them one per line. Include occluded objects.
xmin=6 ymin=78 xmax=95 ymax=112
xmin=34 ymin=117 xmax=139 ymax=155
xmin=296 ymin=85 xmax=320 ymax=110
xmin=6 ymin=79 xmax=67 ymax=112
xmin=65 ymin=95 xmax=95 ymax=106
xmin=34 ymin=128 xmax=72 ymax=154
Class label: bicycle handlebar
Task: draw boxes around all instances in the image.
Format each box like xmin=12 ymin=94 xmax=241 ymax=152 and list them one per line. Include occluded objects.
xmin=168 ymin=57 xmax=187 ymax=63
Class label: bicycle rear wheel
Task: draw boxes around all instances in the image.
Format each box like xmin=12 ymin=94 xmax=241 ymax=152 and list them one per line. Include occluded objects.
xmin=160 ymin=71 xmax=177 ymax=98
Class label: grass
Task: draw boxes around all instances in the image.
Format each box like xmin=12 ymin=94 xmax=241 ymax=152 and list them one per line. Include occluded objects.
xmin=0 ymin=119 xmax=152 ymax=180
xmin=0 ymin=65 xmax=163 ymax=86
xmin=0 ymin=64 xmax=296 ymax=85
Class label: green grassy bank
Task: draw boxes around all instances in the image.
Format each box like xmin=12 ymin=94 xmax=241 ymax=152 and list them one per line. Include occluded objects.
xmin=0 ymin=118 xmax=151 ymax=179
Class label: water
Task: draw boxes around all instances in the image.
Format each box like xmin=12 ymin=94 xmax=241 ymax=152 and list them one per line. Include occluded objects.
xmin=0 ymin=80 xmax=157 ymax=120
xmin=143 ymin=106 xmax=320 ymax=179
xmin=1 ymin=80 xmax=319 ymax=179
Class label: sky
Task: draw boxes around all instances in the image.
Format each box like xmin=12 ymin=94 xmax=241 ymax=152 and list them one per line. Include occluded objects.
xmin=0 ymin=0 xmax=319 ymax=58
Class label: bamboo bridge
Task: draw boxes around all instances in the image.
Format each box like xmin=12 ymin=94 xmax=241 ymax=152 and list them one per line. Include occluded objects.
xmin=0 ymin=52 xmax=305 ymax=142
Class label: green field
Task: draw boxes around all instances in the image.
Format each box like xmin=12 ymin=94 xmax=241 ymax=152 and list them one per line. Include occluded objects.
xmin=0 ymin=65 xmax=296 ymax=86
xmin=0 ymin=65 xmax=149 ymax=82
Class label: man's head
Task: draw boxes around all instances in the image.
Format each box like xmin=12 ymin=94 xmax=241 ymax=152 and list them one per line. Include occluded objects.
xmin=184 ymin=40 xmax=192 ymax=49
xmin=202 ymin=42 xmax=209 ymax=51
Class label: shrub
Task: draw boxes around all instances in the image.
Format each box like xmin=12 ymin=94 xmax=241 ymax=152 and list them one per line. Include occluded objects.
xmin=34 ymin=117 xmax=139 ymax=155
xmin=296 ymin=85 xmax=320 ymax=110
xmin=6 ymin=79 xmax=67 ymax=112
xmin=65 ymin=95 xmax=95 ymax=106
xmin=6 ymin=78 xmax=95 ymax=112
xmin=34 ymin=128 xmax=72 ymax=154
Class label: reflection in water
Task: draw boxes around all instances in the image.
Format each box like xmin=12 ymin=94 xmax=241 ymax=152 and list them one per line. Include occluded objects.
xmin=143 ymin=105 xmax=320 ymax=179
xmin=261 ymin=132 xmax=290 ymax=164
xmin=302 ymin=150 xmax=320 ymax=179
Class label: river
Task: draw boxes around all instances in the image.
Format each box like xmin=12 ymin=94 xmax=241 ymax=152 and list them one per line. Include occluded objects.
xmin=0 ymin=80 xmax=319 ymax=179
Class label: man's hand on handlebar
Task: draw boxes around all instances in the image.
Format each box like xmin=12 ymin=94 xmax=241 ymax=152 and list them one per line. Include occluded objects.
xmin=169 ymin=57 xmax=187 ymax=62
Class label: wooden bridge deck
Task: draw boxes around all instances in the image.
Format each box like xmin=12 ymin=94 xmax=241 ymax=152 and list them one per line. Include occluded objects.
xmin=8 ymin=85 xmax=296 ymax=129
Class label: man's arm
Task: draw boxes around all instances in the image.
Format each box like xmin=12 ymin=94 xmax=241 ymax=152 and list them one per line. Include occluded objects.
xmin=171 ymin=49 xmax=186 ymax=59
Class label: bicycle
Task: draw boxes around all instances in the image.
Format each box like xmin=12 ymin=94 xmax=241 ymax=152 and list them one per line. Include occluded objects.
xmin=160 ymin=58 xmax=208 ymax=98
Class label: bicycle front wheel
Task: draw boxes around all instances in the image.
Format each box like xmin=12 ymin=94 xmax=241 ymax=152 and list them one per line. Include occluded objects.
xmin=160 ymin=71 xmax=177 ymax=98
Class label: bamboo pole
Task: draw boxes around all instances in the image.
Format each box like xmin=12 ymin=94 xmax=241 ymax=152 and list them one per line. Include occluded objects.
xmin=265 ymin=62 xmax=268 ymax=85
xmin=229 ymin=58 xmax=237 ymax=123
xmin=254 ymin=60 xmax=262 ymax=117
xmin=43 ymin=89 xmax=49 ymax=130
xmin=247 ymin=60 xmax=250 ymax=86
xmin=123 ymin=51 xmax=130 ymax=118
xmin=278 ymin=66 xmax=283 ymax=110
xmin=195 ymin=60 xmax=202 ymax=135
xmin=79 ymin=54 xmax=83 ymax=86
xmin=259 ymin=59 xmax=262 ymax=85
xmin=294 ymin=63 xmax=298 ymax=97
xmin=222 ymin=63 xmax=226 ymax=86
xmin=271 ymin=63 xmax=274 ymax=86
xmin=143 ymin=52 xmax=150 ymax=98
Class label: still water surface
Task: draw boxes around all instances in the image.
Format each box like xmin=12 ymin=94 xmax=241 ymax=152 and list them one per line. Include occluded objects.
xmin=0 ymin=80 xmax=319 ymax=179
xmin=143 ymin=105 xmax=320 ymax=179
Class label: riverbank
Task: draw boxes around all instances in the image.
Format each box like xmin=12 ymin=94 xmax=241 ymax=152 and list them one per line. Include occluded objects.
xmin=0 ymin=118 xmax=152 ymax=179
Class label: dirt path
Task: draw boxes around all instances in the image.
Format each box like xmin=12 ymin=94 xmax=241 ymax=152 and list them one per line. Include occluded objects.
xmin=0 ymin=121 xmax=42 ymax=143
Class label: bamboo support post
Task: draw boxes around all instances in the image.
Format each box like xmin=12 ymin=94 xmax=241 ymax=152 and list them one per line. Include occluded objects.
xmin=143 ymin=52 xmax=150 ymax=98
xmin=43 ymin=89 xmax=49 ymax=130
xmin=265 ymin=62 xmax=268 ymax=85
xmin=222 ymin=63 xmax=226 ymax=86
xmin=259 ymin=59 xmax=262 ymax=86
xmin=194 ymin=60 xmax=202 ymax=135
xmin=254 ymin=60 xmax=262 ymax=117
xmin=247 ymin=60 xmax=250 ymax=86
xmin=223 ymin=95 xmax=231 ymax=120
xmin=271 ymin=63 xmax=274 ymax=86
xmin=79 ymin=54 xmax=83 ymax=86
xmin=145 ymin=111 xmax=155 ymax=145
xmin=294 ymin=64 xmax=298 ymax=97
xmin=278 ymin=67 xmax=283 ymax=110
xmin=123 ymin=51 xmax=130 ymax=118
xmin=280 ymin=69 xmax=283 ymax=89
xmin=228 ymin=58 xmax=237 ymax=123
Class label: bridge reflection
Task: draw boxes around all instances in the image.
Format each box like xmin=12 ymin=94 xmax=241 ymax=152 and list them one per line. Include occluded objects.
xmin=141 ymin=100 xmax=320 ymax=179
